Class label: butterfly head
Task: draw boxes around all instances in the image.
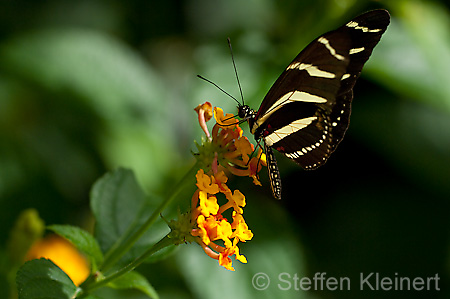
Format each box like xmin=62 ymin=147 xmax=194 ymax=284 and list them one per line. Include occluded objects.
xmin=237 ymin=104 xmax=254 ymax=120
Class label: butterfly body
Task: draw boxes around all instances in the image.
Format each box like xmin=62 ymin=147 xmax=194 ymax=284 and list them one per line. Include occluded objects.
xmin=238 ymin=9 xmax=391 ymax=199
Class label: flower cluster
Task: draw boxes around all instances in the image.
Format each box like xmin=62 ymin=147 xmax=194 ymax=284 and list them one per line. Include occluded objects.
xmin=194 ymin=102 xmax=265 ymax=186
xmin=189 ymin=102 xmax=265 ymax=270
xmin=190 ymin=169 xmax=252 ymax=270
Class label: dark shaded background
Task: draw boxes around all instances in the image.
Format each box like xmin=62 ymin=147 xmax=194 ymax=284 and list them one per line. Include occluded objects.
xmin=1 ymin=0 xmax=450 ymax=298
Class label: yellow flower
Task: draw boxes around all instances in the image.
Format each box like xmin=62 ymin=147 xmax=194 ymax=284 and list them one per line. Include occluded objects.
xmin=231 ymin=211 xmax=254 ymax=242
xmin=214 ymin=219 xmax=233 ymax=248
xmin=220 ymin=189 xmax=246 ymax=215
xmin=25 ymin=234 xmax=90 ymax=286
xmin=195 ymin=169 xmax=219 ymax=194
xmin=198 ymin=191 xmax=219 ymax=217
xmin=213 ymin=107 xmax=238 ymax=128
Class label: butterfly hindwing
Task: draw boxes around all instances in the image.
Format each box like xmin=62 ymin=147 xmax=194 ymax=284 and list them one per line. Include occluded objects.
xmin=274 ymin=89 xmax=354 ymax=169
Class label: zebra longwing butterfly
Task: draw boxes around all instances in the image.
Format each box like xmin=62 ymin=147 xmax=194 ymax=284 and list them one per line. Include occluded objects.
xmin=237 ymin=9 xmax=390 ymax=200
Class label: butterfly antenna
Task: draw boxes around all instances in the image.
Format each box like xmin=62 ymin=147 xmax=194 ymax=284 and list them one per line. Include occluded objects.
xmin=197 ymin=75 xmax=241 ymax=105
xmin=227 ymin=37 xmax=245 ymax=106
xmin=197 ymin=75 xmax=241 ymax=106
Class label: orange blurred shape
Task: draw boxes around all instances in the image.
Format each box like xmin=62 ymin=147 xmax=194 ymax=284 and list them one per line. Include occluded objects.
xmin=25 ymin=234 xmax=90 ymax=286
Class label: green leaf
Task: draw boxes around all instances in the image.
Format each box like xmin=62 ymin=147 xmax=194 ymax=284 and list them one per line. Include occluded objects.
xmin=47 ymin=224 xmax=104 ymax=272
xmin=0 ymin=28 xmax=166 ymax=122
xmin=16 ymin=258 xmax=77 ymax=299
xmin=108 ymin=271 xmax=159 ymax=299
xmin=0 ymin=28 xmax=177 ymax=193
xmin=90 ymin=168 xmax=170 ymax=266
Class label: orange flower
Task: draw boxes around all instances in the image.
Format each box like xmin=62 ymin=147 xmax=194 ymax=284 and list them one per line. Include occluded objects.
xmin=218 ymin=238 xmax=248 ymax=271
xmin=25 ymin=235 xmax=90 ymax=286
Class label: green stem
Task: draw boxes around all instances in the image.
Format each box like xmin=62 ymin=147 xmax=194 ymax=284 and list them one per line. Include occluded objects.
xmin=99 ymin=162 xmax=198 ymax=273
xmin=82 ymin=235 xmax=174 ymax=295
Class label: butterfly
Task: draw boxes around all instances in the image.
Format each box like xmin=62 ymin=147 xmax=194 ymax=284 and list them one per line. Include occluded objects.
xmin=201 ymin=9 xmax=390 ymax=200
xmin=236 ymin=9 xmax=390 ymax=200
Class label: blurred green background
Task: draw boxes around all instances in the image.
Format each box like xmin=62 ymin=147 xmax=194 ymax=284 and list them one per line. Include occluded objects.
xmin=1 ymin=0 xmax=450 ymax=298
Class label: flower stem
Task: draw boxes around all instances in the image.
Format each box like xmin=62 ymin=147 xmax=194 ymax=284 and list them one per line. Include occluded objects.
xmin=82 ymin=235 xmax=174 ymax=295
xmin=99 ymin=162 xmax=198 ymax=273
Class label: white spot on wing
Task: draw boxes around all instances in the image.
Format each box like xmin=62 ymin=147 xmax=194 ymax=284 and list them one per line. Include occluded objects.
xmin=287 ymin=62 xmax=336 ymax=78
xmin=285 ymin=151 xmax=303 ymax=159
xmin=346 ymin=21 xmax=382 ymax=33
xmin=349 ymin=47 xmax=365 ymax=54
xmin=341 ymin=73 xmax=351 ymax=80
xmin=318 ymin=37 xmax=345 ymax=61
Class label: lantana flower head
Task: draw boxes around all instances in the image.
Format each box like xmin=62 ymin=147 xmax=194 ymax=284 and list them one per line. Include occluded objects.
xmin=188 ymin=102 xmax=266 ymax=270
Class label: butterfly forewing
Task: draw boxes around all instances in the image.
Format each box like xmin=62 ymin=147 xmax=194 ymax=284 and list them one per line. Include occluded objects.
xmin=251 ymin=9 xmax=390 ymax=173
xmin=253 ymin=30 xmax=351 ymax=130
xmin=338 ymin=10 xmax=390 ymax=95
